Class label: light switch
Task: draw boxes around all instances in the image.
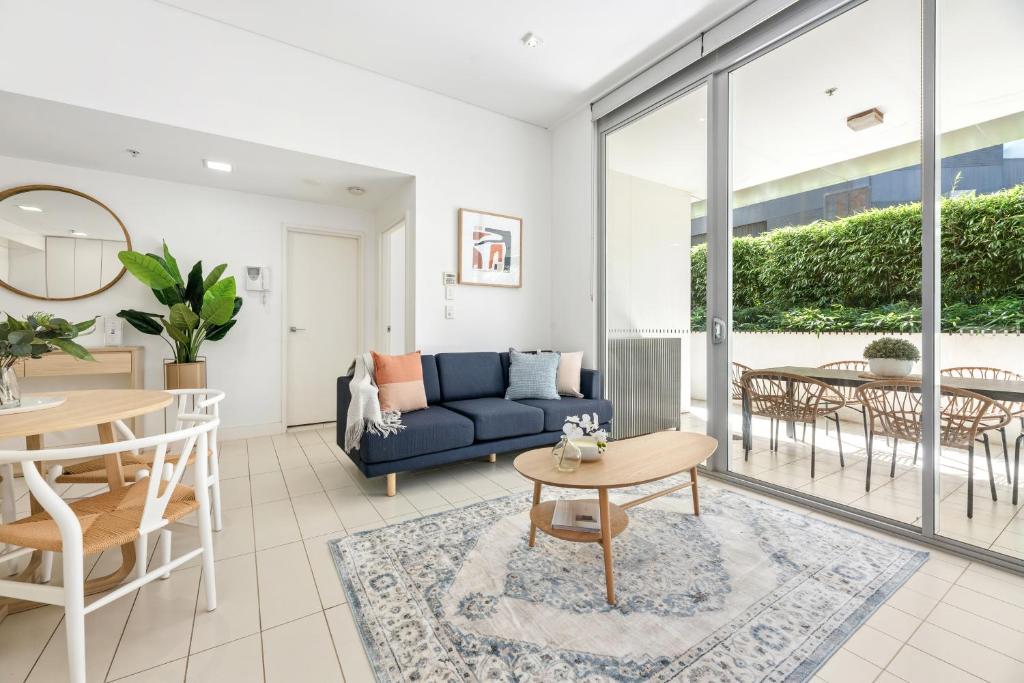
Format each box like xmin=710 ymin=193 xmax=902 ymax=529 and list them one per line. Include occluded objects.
xmin=444 ymin=304 xmax=455 ymax=319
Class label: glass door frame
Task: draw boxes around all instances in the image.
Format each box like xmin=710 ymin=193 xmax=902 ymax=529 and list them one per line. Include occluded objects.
xmin=596 ymin=0 xmax=1021 ymax=572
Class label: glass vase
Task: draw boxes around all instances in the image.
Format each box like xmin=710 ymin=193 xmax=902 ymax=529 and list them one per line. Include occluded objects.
xmin=0 ymin=365 xmax=21 ymax=409
xmin=552 ymin=436 xmax=582 ymax=473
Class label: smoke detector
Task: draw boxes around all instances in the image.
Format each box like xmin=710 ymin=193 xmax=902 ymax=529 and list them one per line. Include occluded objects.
xmin=521 ymin=32 xmax=543 ymax=48
xmin=347 ymin=186 xmax=366 ymax=196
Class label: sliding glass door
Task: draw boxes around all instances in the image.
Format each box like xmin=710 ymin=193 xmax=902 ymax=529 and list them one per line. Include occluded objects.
xmin=598 ymin=0 xmax=1024 ymax=568
xmin=604 ymin=85 xmax=709 ymax=441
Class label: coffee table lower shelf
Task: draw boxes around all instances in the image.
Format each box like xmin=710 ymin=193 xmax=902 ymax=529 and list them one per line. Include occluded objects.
xmin=529 ymin=499 xmax=628 ymax=543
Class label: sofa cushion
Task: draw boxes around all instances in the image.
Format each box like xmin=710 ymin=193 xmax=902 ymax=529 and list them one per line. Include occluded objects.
xmin=442 ymin=398 xmax=544 ymax=441
xmin=436 ymin=352 xmax=505 ymax=401
xmin=371 ymin=350 xmax=428 ymax=412
xmin=359 ymin=406 xmax=474 ymax=464
xmin=505 ymin=349 xmax=560 ymax=400
xmin=421 ymin=354 xmax=441 ymax=404
xmin=515 ymin=397 xmax=614 ymax=433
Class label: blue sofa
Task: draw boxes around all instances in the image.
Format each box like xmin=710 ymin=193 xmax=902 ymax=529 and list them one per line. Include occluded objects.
xmin=336 ymin=351 xmax=612 ymax=494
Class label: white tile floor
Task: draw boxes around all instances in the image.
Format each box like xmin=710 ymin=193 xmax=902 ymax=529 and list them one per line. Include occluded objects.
xmin=1 ymin=425 xmax=1024 ymax=682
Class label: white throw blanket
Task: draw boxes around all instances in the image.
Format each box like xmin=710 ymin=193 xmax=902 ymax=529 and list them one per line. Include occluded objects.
xmin=344 ymin=352 xmax=404 ymax=452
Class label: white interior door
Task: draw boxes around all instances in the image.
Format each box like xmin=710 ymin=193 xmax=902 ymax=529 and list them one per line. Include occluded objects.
xmin=287 ymin=230 xmax=360 ymax=426
xmin=380 ymin=221 xmax=406 ymax=354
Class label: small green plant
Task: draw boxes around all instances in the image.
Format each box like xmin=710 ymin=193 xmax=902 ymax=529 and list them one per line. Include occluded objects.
xmin=863 ymin=337 xmax=920 ymax=361
xmin=116 ymin=241 xmax=242 ymax=363
xmin=0 ymin=313 xmax=96 ymax=367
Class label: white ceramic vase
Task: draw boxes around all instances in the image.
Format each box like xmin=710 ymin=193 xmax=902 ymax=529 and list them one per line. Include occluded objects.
xmin=868 ymin=357 xmax=914 ymax=377
xmin=571 ymin=438 xmax=602 ymax=462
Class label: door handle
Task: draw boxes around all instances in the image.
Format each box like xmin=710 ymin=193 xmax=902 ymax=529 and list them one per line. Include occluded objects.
xmin=289 ymin=326 xmax=306 ymax=332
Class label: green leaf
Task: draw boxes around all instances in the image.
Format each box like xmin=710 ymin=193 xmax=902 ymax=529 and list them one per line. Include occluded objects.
xmin=200 ymin=295 xmax=235 ymax=326
xmin=204 ymin=318 xmax=236 ymax=341
xmin=117 ymin=310 xmax=164 ymax=336
xmin=169 ymin=303 xmax=199 ymax=331
xmin=48 ymin=338 xmax=95 ymax=361
xmin=205 ymin=275 xmax=236 ymax=300
xmin=72 ymin=318 xmax=98 ymax=335
xmin=162 ymin=241 xmax=183 ymax=285
xmin=185 ymin=261 xmax=204 ymax=313
xmin=8 ymin=330 xmax=34 ymax=346
xmin=203 ymin=263 xmax=227 ymax=290
xmin=118 ymin=252 xmax=177 ymax=289
xmin=160 ymin=318 xmax=190 ymax=346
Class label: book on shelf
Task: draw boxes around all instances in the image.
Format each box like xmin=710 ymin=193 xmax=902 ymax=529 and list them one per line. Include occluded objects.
xmin=551 ymin=499 xmax=600 ymax=532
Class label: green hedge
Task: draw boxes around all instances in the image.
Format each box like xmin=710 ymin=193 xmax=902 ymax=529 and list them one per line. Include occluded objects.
xmin=690 ymin=185 xmax=1024 ymax=311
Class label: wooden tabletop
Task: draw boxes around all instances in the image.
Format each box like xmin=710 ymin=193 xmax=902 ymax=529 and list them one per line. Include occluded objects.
xmin=0 ymin=390 xmax=172 ymax=439
xmin=766 ymin=366 xmax=1024 ymax=402
xmin=514 ymin=431 xmax=718 ymax=490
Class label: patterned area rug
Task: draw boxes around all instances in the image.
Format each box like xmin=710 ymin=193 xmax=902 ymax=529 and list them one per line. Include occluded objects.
xmin=330 ymin=478 xmax=926 ymax=682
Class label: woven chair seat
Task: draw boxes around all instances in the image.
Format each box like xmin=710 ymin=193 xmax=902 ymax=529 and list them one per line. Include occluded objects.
xmin=55 ymin=448 xmax=206 ymax=485
xmin=0 ymin=480 xmax=197 ymax=554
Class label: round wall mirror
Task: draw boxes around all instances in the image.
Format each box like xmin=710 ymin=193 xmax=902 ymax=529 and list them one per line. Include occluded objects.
xmin=0 ymin=185 xmax=131 ymax=300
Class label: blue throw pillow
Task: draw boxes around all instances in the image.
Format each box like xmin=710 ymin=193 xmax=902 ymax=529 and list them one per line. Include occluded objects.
xmin=505 ymin=349 xmax=561 ymax=400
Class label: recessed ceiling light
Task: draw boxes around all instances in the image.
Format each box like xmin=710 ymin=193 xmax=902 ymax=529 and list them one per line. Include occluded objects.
xmin=347 ymin=186 xmax=366 ymax=196
xmin=521 ymin=32 xmax=543 ymax=48
xmin=69 ymin=229 xmax=88 ymax=237
xmin=17 ymin=205 xmax=42 ymax=212
xmin=203 ymin=159 xmax=233 ymax=172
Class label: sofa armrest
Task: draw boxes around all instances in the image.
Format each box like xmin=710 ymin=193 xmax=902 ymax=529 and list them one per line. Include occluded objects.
xmin=580 ymin=368 xmax=602 ymax=400
xmin=336 ymin=374 xmax=356 ymax=452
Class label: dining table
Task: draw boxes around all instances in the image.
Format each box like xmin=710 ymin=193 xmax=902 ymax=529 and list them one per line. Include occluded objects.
xmin=739 ymin=366 xmax=1024 ymax=500
xmin=0 ymin=389 xmax=172 ymax=624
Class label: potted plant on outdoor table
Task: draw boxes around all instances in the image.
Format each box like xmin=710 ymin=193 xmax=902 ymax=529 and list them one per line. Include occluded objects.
xmin=116 ymin=241 xmax=241 ymax=390
xmin=863 ymin=337 xmax=920 ymax=377
xmin=0 ymin=313 xmax=96 ymax=409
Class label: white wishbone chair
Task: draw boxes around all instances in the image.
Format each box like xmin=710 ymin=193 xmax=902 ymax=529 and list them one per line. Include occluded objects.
xmin=52 ymin=389 xmax=226 ymax=531
xmin=0 ymin=414 xmax=219 ymax=683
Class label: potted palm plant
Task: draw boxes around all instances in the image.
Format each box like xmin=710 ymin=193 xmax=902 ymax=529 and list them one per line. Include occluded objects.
xmin=0 ymin=313 xmax=96 ymax=409
xmin=863 ymin=337 xmax=920 ymax=377
xmin=116 ymin=241 xmax=241 ymax=389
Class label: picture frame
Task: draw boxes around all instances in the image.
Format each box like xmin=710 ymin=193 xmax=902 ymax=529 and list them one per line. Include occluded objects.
xmin=457 ymin=208 xmax=523 ymax=288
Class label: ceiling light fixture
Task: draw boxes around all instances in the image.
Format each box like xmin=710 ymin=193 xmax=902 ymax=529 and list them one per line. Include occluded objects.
xmin=846 ymin=107 xmax=884 ymax=131
xmin=125 ymin=148 xmax=141 ymax=158
xmin=347 ymin=186 xmax=366 ymax=196
xmin=203 ymin=159 xmax=233 ymax=172
xmin=17 ymin=205 xmax=42 ymax=212
xmin=521 ymin=32 xmax=543 ymax=48
xmin=69 ymin=229 xmax=88 ymax=237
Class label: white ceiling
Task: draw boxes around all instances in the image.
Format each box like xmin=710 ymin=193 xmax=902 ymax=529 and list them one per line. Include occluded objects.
xmin=156 ymin=0 xmax=754 ymax=128
xmin=0 ymin=92 xmax=412 ymax=210
xmin=608 ymin=0 xmax=1024 ymax=198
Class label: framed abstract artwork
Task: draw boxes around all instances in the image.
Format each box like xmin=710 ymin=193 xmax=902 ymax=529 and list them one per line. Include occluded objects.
xmin=457 ymin=208 xmax=523 ymax=288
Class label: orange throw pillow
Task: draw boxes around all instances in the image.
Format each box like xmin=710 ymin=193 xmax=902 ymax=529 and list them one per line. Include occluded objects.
xmin=371 ymin=350 xmax=428 ymax=413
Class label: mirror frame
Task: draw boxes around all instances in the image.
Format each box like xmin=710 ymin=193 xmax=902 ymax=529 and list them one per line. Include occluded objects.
xmin=0 ymin=184 xmax=132 ymax=301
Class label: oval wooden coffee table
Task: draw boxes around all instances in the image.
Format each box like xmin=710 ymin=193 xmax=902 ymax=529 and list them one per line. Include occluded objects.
xmin=514 ymin=430 xmax=718 ymax=605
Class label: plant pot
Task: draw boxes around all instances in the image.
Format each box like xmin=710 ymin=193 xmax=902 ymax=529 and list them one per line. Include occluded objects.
xmin=0 ymin=365 xmax=21 ymax=409
xmin=571 ymin=438 xmax=603 ymax=462
xmin=164 ymin=360 xmax=207 ymax=390
xmin=868 ymin=357 xmax=914 ymax=377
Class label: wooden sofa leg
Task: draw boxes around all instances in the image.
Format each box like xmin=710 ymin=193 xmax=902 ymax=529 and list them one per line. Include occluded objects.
xmin=487 ymin=453 xmax=497 ymax=463
xmin=386 ymin=473 xmax=396 ymax=497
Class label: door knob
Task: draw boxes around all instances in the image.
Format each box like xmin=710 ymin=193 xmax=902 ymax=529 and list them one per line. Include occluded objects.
xmin=289 ymin=326 xmax=306 ymax=332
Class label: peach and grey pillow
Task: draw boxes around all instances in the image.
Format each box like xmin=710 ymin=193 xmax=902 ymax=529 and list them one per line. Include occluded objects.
xmin=556 ymin=351 xmax=585 ymax=398
xmin=371 ymin=350 xmax=428 ymax=413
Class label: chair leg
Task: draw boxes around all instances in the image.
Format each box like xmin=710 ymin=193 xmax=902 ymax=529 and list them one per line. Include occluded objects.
xmin=865 ymin=433 xmax=874 ymax=492
xmin=968 ymin=446 xmax=975 ymax=519
xmin=810 ymin=422 xmax=817 ymax=478
xmin=159 ymin=529 xmax=172 ymax=580
xmin=913 ymin=442 xmax=919 ymax=465
xmin=1014 ymin=434 xmax=1022 ymax=506
xmin=861 ymin=408 xmax=869 ymax=449
xmin=890 ymin=439 xmax=898 ymax=478
xmin=774 ymin=419 xmax=781 ymax=451
xmin=983 ymin=433 xmax=997 ymax=502
xmin=834 ymin=415 xmax=845 ymax=467
xmin=209 ymin=453 xmax=223 ymax=534
xmin=40 ymin=465 xmax=63 ymax=583
xmin=62 ymin=542 xmax=87 ymax=683
xmin=802 ymin=421 xmax=807 ymax=442
xmin=134 ymin=534 xmax=148 ymax=581
xmin=1000 ymin=427 xmax=1011 ymax=481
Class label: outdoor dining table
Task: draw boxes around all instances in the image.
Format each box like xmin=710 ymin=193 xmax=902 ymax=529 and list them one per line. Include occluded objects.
xmin=0 ymin=389 xmax=172 ymax=624
xmin=739 ymin=366 xmax=1024 ymax=501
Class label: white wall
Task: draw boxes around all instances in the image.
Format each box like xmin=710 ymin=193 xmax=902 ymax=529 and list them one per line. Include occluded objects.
xmin=0 ymin=155 xmax=374 ymax=438
xmin=0 ymin=0 xmax=552 ymax=356
xmin=373 ymin=180 xmax=416 ymax=353
xmin=550 ymin=108 xmax=598 ymax=364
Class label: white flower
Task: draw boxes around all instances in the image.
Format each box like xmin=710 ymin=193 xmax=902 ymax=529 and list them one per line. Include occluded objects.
xmin=580 ymin=414 xmax=592 ymax=427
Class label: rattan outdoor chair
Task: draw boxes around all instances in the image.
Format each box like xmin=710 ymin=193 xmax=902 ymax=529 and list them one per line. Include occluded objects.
xmin=942 ymin=367 xmax=1024 ymax=481
xmin=731 ymin=362 xmax=752 ymax=401
xmin=740 ymin=370 xmax=846 ymax=477
xmin=856 ymin=380 xmax=1010 ymax=518
xmin=0 ymin=414 xmax=220 ymax=683
xmin=818 ymin=360 xmax=870 ymax=448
